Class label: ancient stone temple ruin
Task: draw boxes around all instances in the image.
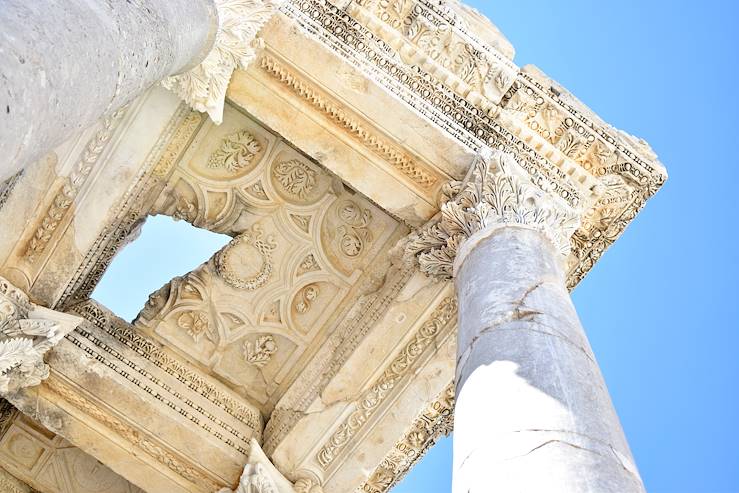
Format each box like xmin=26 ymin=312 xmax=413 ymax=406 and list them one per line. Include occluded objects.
xmin=0 ymin=1 xmax=666 ymax=492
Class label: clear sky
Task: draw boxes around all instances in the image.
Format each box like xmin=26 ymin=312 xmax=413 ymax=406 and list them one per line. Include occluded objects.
xmin=94 ymin=1 xmax=739 ymax=492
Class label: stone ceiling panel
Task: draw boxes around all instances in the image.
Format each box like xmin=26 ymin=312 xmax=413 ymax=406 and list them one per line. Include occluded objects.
xmin=136 ymin=104 xmax=408 ymax=414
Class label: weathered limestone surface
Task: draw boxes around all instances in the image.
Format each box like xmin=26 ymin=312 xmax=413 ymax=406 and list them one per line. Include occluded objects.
xmin=0 ymin=402 xmax=144 ymax=493
xmin=0 ymin=0 xmax=667 ymax=490
xmin=0 ymin=0 xmax=217 ymax=182
xmin=453 ymin=226 xmax=644 ymax=492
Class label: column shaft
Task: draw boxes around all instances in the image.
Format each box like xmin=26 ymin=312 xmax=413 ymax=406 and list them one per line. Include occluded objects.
xmin=0 ymin=0 xmax=218 ymax=181
xmin=453 ymin=226 xmax=644 ymax=492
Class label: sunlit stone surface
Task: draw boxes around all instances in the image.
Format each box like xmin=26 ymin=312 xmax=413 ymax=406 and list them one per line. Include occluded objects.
xmin=0 ymin=0 xmax=665 ymax=491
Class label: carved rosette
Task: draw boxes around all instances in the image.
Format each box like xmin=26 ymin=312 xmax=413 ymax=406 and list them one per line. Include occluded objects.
xmin=162 ymin=0 xmax=286 ymax=124
xmin=405 ymin=148 xmax=580 ymax=280
xmin=0 ymin=277 xmax=81 ymax=394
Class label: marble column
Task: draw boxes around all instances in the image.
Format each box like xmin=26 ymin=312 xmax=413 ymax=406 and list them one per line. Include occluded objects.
xmin=0 ymin=0 xmax=218 ymax=182
xmin=406 ymin=149 xmax=645 ymax=492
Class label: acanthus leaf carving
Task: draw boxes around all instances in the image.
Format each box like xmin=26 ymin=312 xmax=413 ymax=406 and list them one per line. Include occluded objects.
xmin=243 ymin=335 xmax=277 ymax=368
xmin=162 ymin=0 xmax=286 ymax=124
xmin=0 ymin=277 xmax=81 ymax=394
xmin=219 ymin=438 xmax=294 ymax=493
xmin=208 ymin=130 xmax=262 ymax=173
xmin=337 ymin=201 xmax=373 ymax=258
xmin=273 ymin=159 xmax=317 ymax=199
xmin=404 ymin=148 xmax=580 ymax=280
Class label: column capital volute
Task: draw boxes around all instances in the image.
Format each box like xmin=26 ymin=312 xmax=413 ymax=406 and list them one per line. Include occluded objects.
xmin=403 ymin=147 xmax=580 ymax=280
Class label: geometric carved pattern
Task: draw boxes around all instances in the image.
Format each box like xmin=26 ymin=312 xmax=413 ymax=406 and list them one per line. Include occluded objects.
xmin=140 ymin=106 xmax=403 ymax=413
xmin=0 ymin=412 xmax=143 ymax=493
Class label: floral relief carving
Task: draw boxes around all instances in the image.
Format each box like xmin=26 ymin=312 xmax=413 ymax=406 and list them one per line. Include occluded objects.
xmin=316 ymin=297 xmax=457 ymax=468
xmin=273 ymin=159 xmax=317 ymax=199
xmin=297 ymin=254 xmax=320 ymax=276
xmin=0 ymin=277 xmax=81 ymax=394
xmin=162 ymin=0 xmax=285 ymax=124
xmin=337 ymin=201 xmax=373 ymax=258
xmin=243 ymin=335 xmax=278 ymax=368
xmin=246 ymin=181 xmax=269 ymax=200
xmin=404 ymin=148 xmax=580 ymax=280
xmin=177 ymin=310 xmax=214 ymax=343
xmin=172 ymin=195 xmax=198 ymax=223
xmin=294 ymin=284 xmax=320 ymax=314
xmin=290 ymin=214 xmax=311 ymax=233
xmin=208 ymin=130 xmax=262 ymax=173
xmin=359 ymin=384 xmax=454 ymax=493
xmin=216 ymin=224 xmax=277 ymax=290
xmin=24 ymin=110 xmax=126 ymax=264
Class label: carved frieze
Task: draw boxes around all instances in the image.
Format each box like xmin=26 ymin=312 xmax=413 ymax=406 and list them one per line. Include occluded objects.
xmin=23 ymin=110 xmax=126 ymax=265
xmin=358 ymin=384 xmax=454 ymax=493
xmin=316 ymin=296 xmax=457 ymax=470
xmin=281 ymin=0 xmax=666 ymax=289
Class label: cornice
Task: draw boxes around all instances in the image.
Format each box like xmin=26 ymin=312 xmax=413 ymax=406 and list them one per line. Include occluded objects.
xmin=278 ymin=0 xmax=666 ymax=288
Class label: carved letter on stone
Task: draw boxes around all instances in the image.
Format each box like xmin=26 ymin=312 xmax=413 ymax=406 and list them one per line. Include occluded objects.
xmin=404 ymin=148 xmax=580 ymax=280
xmin=0 ymin=277 xmax=81 ymax=394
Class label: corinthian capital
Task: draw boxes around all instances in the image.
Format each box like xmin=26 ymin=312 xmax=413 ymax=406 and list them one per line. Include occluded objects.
xmin=405 ymin=148 xmax=580 ymax=280
xmin=218 ymin=438 xmax=296 ymax=493
xmin=162 ymin=0 xmax=285 ymax=124
xmin=0 ymin=277 xmax=81 ymax=394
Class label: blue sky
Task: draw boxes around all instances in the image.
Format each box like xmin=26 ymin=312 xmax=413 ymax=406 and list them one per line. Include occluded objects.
xmin=395 ymin=1 xmax=739 ymax=492
xmin=95 ymin=1 xmax=739 ymax=492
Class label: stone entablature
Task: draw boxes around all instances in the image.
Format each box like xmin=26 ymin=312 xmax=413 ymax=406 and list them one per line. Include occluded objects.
xmin=263 ymin=0 xmax=666 ymax=289
xmin=0 ymin=0 xmax=665 ymax=491
xmin=0 ymin=401 xmax=142 ymax=493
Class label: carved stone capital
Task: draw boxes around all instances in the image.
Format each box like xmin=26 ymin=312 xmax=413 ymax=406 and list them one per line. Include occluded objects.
xmin=219 ymin=438 xmax=296 ymax=493
xmin=162 ymin=0 xmax=285 ymax=124
xmin=404 ymin=148 xmax=580 ymax=280
xmin=0 ymin=277 xmax=81 ymax=395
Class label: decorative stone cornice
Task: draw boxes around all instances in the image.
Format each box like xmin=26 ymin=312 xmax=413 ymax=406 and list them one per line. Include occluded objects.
xmin=404 ymin=148 xmax=580 ymax=280
xmin=0 ymin=277 xmax=81 ymax=394
xmin=162 ymin=0 xmax=286 ymax=124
